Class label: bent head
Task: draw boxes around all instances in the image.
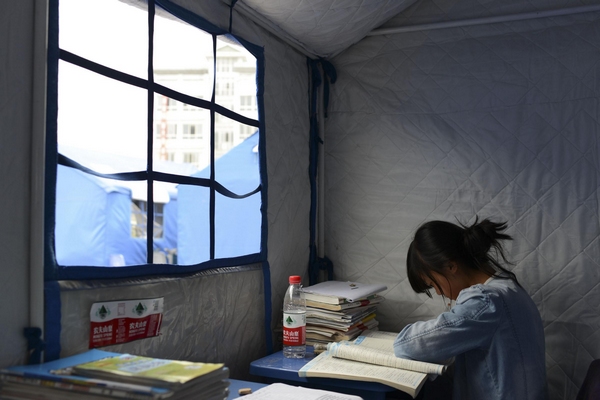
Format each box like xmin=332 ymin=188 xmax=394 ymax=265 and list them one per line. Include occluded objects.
xmin=406 ymin=217 xmax=516 ymax=300
xmin=407 ymin=220 xmax=465 ymax=300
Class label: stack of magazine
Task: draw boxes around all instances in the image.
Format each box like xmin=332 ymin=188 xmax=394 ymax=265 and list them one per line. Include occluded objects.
xmin=0 ymin=349 xmax=230 ymax=400
xmin=301 ymin=280 xmax=387 ymax=346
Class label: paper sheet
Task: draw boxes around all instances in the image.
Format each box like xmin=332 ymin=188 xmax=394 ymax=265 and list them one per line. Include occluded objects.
xmin=232 ymin=382 xmax=363 ymax=400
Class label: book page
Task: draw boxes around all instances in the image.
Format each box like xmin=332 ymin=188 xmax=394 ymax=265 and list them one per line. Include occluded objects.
xmin=359 ymin=330 xmax=398 ymax=340
xmin=328 ymin=342 xmax=447 ymax=375
xmin=235 ymin=383 xmax=362 ymax=400
xmin=355 ymin=332 xmax=454 ymax=369
xmin=353 ymin=336 xmax=395 ymax=351
xmin=299 ymin=353 xmax=426 ymax=397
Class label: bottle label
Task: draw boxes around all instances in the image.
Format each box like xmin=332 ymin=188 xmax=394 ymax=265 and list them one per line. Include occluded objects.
xmin=283 ymin=312 xmax=305 ymax=346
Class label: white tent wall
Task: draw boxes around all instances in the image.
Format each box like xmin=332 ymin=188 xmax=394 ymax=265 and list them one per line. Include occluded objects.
xmin=0 ymin=0 xmax=311 ymax=376
xmin=326 ymin=6 xmax=600 ymax=400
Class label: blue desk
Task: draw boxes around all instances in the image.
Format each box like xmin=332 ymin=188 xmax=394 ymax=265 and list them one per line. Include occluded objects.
xmin=249 ymin=347 xmax=413 ymax=400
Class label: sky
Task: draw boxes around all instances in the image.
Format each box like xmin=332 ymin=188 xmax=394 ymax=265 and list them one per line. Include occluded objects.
xmin=57 ymin=0 xmax=216 ymax=159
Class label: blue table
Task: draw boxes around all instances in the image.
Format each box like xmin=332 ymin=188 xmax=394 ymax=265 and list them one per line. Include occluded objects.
xmin=249 ymin=347 xmax=413 ymax=400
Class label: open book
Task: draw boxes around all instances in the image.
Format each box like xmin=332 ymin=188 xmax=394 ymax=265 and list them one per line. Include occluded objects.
xmin=298 ymin=331 xmax=448 ymax=398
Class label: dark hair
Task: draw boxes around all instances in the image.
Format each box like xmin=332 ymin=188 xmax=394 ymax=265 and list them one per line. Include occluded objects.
xmin=407 ymin=217 xmax=518 ymax=297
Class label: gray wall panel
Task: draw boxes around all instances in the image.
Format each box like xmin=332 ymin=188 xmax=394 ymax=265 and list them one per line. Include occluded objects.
xmin=58 ymin=266 xmax=265 ymax=380
xmin=0 ymin=0 xmax=36 ymax=368
xmin=327 ymin=10 xmax=600 ymax=400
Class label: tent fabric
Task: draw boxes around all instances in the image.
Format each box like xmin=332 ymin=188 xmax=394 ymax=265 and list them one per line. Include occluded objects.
xmin=381 ymin=0 xmax=600 ymax=28
xmin=325 ymin=5 xmax=600 ymax=400
xmin=238 ymin=0 xmax=419 ymax=58
xmin=54 ymin=265 xmax=266 ymax=380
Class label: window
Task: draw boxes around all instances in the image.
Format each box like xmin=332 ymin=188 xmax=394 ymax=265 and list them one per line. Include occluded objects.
xmin=166 ymin=98 xmax=179 ymax=111
xmin=183 ymin=152 xmax=199 ymax=165
xmin=182 ymin=124 xmax=202 ymax=139
xmin=217 ymin=57 xmax=232 ymax=73
xmin=48 ymin=0 xmax=265 ymax=278
xmin=240 ymin=95 xmax=254 ymax=110
xmin=155 ymin=123 xmax=177 ymax=139
xmin=131 ymin=200 xmax=164 ymax=239
xmin=240 ymin=124 xmax=256 ymax=141
xmin=216 ymin=80 xmax=234 ymax=96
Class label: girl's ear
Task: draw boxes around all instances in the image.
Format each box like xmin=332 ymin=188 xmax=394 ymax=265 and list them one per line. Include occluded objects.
xmin=447 ymin=262 xmax=459 ymax=275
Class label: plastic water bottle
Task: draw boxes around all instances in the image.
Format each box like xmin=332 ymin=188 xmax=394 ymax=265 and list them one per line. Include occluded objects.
xmin=283 ymin=275 xmax=306 ymax=358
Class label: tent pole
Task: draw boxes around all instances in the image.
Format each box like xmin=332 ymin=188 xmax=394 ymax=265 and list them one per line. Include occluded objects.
xmin=317 ymin=70 xmax=325 ymax=260
xmin=30 ymin=0 xmax=48 ymax=343
xmin=367 ymin=5 xmax=600 ymax=35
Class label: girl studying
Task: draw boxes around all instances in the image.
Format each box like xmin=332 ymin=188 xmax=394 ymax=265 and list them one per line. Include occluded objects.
xmin=393 ymin=218 xmax=548 ymax=400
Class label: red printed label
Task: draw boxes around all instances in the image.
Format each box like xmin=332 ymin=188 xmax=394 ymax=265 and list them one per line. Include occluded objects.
xmin=89 ymin=298 xmax=163 ymax=348
xmin=283 ymin=312 xmax=305 ymax=346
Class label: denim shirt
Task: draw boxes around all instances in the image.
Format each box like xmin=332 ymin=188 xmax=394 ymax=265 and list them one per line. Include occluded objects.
xmin=393 ymin=278 xmax=548 ymax=400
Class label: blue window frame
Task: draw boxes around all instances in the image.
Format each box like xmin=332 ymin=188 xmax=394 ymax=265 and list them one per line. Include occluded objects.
xmin=45 ymin=0 xmax=267 ymax=280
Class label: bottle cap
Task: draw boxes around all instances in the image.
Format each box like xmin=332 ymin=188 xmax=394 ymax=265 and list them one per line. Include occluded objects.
xmin=289 ymin=275 xmax=301 ymax=284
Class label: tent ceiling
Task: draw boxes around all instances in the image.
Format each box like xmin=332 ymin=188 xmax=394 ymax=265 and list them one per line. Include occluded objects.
xmin=234 ymin=0 xmax=419 ymax=58
xmin=228 ymin=0 xmax=600 ymax=58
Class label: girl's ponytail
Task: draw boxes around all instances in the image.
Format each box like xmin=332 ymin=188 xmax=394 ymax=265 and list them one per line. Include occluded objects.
xmin=461 ymin=217 xmax=518 ymax=284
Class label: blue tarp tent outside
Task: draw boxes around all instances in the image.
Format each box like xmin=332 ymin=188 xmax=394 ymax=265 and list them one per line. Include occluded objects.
xmin=55 ymin=133 xmax=259 ymax=267
xmin=177 ymin=131 xmax=261 ymax=264
xmin=55 ymin=150 xmax=182 ymax=267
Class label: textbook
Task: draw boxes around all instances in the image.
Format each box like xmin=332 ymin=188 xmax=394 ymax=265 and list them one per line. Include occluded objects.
xmin=306 ymin=321 xmax=379 ymax=345
xmin=305 ymin=308 xmax=380 ymax=346
xmin=299 ymin=351 xmax=427 ymax=398
xmin=306 ymin=305 xmax=378 ymax=323
xmin=306 ymin=318 xmax=379 ymax=338
xmin=303 ymin=282 xmax=386 ymax=349
xmin=328 ymin=337 xmax=447 ymax=375
xmin=302 ymin=280 xmax=387 ymax=304
xmin=0 ymin=349 xmax=230 ymax=400
xmin=0 ymin=350 xmax=174 ymax=400
xmin=305 ymin=295 xmax=383 ymax=311
xmin=299 ymin=332 xmax=448 ymax=399
xmin=307 ymin=312 xmax=378 ymax=332
xmin=359 ymin=329 xmax=398 ymax=340
xmin=71 ymin=353 xmax=228 ymax=390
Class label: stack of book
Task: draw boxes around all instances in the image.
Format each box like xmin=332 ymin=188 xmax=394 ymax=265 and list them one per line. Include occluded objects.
xmin=301 ymin=280 xmax=387 ymax=346
xmin=0 ymin=349 xmax=230 ymax=400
